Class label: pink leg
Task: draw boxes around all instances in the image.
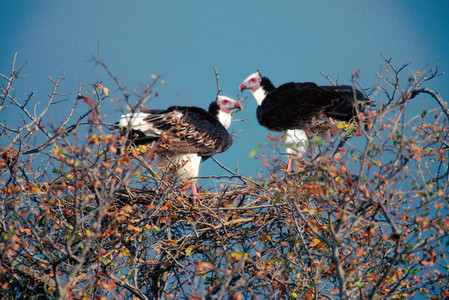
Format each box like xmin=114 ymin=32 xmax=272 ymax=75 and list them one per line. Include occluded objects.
xmin=286 ymin=159 xmax=294 ymax=173
xmin=190 ymin=183 xmax=199 ymax=197
xmin=182 ymin=182 xmax=198 ymax=196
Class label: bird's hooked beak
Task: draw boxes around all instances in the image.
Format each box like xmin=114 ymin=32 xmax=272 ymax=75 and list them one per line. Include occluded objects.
xmin=239 ymin=82 xmax=247 ymax=92
xmin=234 ymin=101 xmax=243 ymax=111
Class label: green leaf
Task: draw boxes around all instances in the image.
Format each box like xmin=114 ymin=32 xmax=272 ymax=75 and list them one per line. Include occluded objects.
xmin=312 ymin=135 xmax=324 ymax=147
xmin=346 ymin=124 xmax=354 ymax=135
xmin=354 ymin=281 xmax=364 ymax=288
xmin=248 ymin=146 xmax=261 ymax=159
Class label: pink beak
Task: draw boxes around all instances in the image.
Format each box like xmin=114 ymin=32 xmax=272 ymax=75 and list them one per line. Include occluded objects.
xmin=234 ymin=101 xmax=242 ymax=110
xmin=239 ymin=83 xmax=247 ymax=92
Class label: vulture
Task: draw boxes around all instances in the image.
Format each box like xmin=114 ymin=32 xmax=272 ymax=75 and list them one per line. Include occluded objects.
xmin=239 ymin=71 xmax=366 ymax=172
xmin=119 ymin=95 xmax=242 ymax=195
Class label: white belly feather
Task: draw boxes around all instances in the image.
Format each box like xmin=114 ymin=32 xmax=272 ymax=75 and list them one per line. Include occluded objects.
xmin=284 ymin=129 xmax=308 ymax=159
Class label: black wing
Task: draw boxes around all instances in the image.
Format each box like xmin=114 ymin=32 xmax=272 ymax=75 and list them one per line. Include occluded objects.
xmin=257 ymin=82 xmax=364 ymax=131
xmin=132 ymin=106 xmax=233 ymax=158
xmin=319 ymin=85 xmax=366 ymax=121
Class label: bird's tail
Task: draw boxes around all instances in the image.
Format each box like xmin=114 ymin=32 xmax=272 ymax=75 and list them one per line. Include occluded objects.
xmin=116 ymin=112 xmax=160 ymax=146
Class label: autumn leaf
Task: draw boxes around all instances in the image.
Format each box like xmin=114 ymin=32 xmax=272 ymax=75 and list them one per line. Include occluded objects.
xmin=198 ymin=262 xmax=215 ymax=271
xmin=11 ymin=235 xmax=21 ymax=243
xmin=163 ymin=239 xmax=176 ymax=246
xmin=359 ymin=185 xmax=370 ymax=197
xmin=123 ymin=205 xmax=133 ymax=214
xmin=310 ymin=238 xmax=321 ymax=248
xmin=30 ymin=186 xmax=42 ymax=194
xmin=267 ymin=134 xmax=278 ymax=141
xmin=185 ymin=245 xmax=195 ymax=257
xmin=97 ymin=84 xmax=109 ymax=96
xmin=356 ymin=248 xmax=367 ymax=257
xmin=328 ymin=166 xmax=338 ymax=177
xmin=121 ymin=247 xmax=130 ymax=257
xmin=136 ymin=172 xmax=147 ymax=181
xmin=127 ymin=225 xmax=142 ymax=232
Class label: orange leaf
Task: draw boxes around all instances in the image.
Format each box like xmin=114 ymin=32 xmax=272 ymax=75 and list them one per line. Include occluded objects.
xmin=329 ymin=166 xmax=338 ymax=177
xmin=267 ymin=134 xmax=278 ymax=141
xmin=356 ymin=248 xmax=367 ymax=257
xmin=198 ymin=262 xmax=215 ymax=270
xmin=310 ymin=238 xmax=321 ymax=247
xmin=30 ymin=186 xmax=42 ymax=194
xmin=127 ymin=225 xmax=142 ymax=232
xmin=163 ymin=239 xmax=176 ymax=246
xmin=11 ymin=235 xmax=21 ymax=243
xmin=360 ymin=185 xmax=370 ymax=198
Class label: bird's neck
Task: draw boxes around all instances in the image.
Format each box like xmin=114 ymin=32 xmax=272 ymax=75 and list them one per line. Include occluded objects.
xmin=252 ymin=88 xmax=268 ymax=106
xmin=253 ymin=76 xmax=275 ymax=105
xmin=216 ymin=111 xmax=232 ymax=129
xmin=260 ymin=77 xmax=276 ymax=92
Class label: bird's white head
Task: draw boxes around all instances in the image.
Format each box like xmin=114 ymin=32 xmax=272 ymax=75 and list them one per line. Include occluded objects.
xmin=239 ymin=71 xmax=267 ymax=105
xmin=215 ymin=95 xmax=242 ymax=129
xmin=216 ymin=95 xmax=242 ymax=113
xmin=239 ymin=71 xmax=261 ymax=93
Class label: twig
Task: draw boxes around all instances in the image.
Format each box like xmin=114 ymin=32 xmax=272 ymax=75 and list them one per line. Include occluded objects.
xmin=320 ymin=71 xmax=337 ymax=86
xmin=213 ymin=66 xmax=222 ymax=98
xmin=411 ymin=88 xmax=449 ymax=119
xmin=93 ymin=54 xmax=129 ymax=101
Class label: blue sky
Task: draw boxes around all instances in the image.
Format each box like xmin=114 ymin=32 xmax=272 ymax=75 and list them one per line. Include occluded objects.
xmin=1 ymin=1 xmax=448 ymax=186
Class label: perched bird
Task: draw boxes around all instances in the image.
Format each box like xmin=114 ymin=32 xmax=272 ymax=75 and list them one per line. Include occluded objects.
xmin=239 ymin=71 xmax=366 ymax=172
xmin=119 ymin=96 xmax=242 ymax=195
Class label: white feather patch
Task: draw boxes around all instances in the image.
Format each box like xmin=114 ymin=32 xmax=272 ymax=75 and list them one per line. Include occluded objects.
xmin=285 ymin=129 xmax=308 ymax=159
xmin=253 ymin=88 xmax=267 ymax=106
xmin=159 ymin=153 xmax=201 ymax=182
xmin=119 ymin=112 xmax=164 ymax=135
xmin=216 ymin=110 xmax=232 ymax=129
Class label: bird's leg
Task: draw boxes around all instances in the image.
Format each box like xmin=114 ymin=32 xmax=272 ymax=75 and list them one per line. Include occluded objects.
xmin=284 ymin=129 xmax=308 ymax=173
xmin=190 ymin=183 xmax=199 ymax=197
xmin=286 ymin=159 xmax=294 ymax=173
xmin=182 ymin=182 xmax=199 ymax=197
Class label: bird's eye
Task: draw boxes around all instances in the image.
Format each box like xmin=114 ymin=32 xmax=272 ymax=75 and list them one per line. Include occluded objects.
xmin=223 ymin=100 xmax=229 ymax=104
xmin=249 ymin=78 xmax=256 ymax=83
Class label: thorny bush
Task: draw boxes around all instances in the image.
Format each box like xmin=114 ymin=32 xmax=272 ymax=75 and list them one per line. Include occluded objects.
xmin=1 ymin=55 xmax=448 ymax=299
